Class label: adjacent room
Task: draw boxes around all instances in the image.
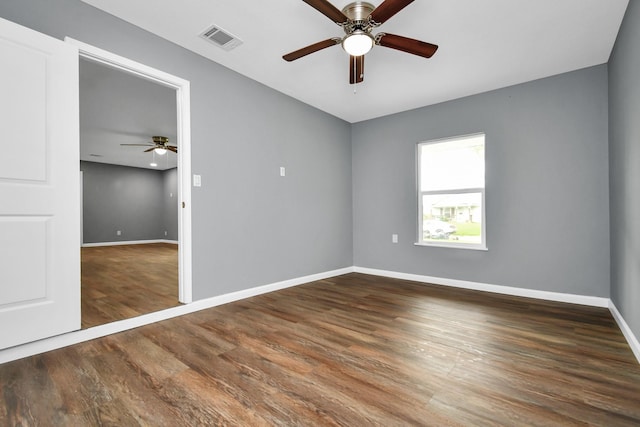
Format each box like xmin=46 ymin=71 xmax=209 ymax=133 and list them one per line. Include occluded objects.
xmin=1 ymin=0 xmax=639 ymax=424
xmin=79 ymin=58 xmax=181 ymax=327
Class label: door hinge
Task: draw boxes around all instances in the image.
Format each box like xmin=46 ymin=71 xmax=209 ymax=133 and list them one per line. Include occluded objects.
xmin=182 ymin=201 xmax=186 ymax=208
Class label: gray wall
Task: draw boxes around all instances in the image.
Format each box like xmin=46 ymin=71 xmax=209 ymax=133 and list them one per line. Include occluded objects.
xmin=609 ymin=2 xmax=640 ymax=339
xmin=0 ymin=0 xmax=353 ymax=299
xmin=352 ymin=65 xmax=610 ymax=297
xmin=81 ymin=161 xmax=177 ymax=243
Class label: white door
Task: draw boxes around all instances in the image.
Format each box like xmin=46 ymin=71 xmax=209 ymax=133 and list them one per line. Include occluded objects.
xmin=0 ymin=17 xmax=80 ymax=349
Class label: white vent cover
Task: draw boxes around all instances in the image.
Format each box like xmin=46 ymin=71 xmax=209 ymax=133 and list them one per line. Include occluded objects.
xmin=199 ymin=25 xmax=243 ymax=51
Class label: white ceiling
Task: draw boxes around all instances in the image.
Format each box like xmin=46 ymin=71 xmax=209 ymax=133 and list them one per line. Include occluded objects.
xmin=80 ymin=0 xmax=628 ymax=123
xmin=80 ymin=58 xmax=178 ymax=170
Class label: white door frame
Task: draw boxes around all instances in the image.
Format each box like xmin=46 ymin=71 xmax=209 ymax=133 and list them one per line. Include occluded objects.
xmin=80 ymin=170 xmax=83 ymax=245
xmin=66 ymin=38 xmax=193 ymax=303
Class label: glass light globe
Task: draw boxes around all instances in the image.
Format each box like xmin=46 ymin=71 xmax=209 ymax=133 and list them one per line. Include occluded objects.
xmin=342 ymin=32 xmax=373 ymax=56
xmin=154 ymin=147 xmax=167 ymax=155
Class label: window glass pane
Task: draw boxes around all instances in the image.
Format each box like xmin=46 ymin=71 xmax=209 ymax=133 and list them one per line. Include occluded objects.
xmin=420 ymin=135 xmax=485 ymax=191
xmin=421 ymin=193 xmax=482 ymax=244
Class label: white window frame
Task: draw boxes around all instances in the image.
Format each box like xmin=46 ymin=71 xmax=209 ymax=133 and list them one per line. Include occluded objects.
xmin=415 ymin=133 xmax=487 ymax=250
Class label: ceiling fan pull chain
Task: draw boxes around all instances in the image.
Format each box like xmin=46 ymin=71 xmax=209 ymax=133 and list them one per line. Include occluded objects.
xmin=353 ymin=57 xmax=357 ymax=94
xmin=353 ymin=72 xmax=356 ymax=94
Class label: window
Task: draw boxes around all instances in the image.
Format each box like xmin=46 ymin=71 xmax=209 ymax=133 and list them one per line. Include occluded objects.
xmin=416 ymin=133 xmax=486 ymax=250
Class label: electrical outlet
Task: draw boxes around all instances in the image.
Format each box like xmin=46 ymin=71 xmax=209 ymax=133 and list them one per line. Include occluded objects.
xmin=117 ymin=230 xmax=122 ymax=236
xmin=164 ymin=231 xmax=168 ymax=236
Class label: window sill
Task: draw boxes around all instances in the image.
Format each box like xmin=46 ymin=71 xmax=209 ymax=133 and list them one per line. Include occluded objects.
xmin=414 ymin=242 xmax=488 ymax=251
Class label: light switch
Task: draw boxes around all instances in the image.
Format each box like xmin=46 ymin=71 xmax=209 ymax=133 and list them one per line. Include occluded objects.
xmin=392 ymin=234 xmax=398 ymax=243
xmin=193 ymin=174 xmax=202 ymax=187
xmin=280 ymin=167 xmax=286 ymax=177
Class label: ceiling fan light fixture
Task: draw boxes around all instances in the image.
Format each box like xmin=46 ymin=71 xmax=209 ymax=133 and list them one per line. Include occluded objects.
xmin=342 ymin=31 xmax=373 ymax=56
xmin=154 ymin=147 xmax=167 ymax=155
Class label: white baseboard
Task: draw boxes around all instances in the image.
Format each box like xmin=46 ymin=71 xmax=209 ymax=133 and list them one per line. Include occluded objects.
xmin=187 ymin=267 xmax=354 ymax=309
xmin=354 ymin=266 xmax=610 ymax=307
xmin=160 ymin=239 xmax=179 ymax=245
xmin=82 ymin=239 xmax=178 ymax=247
xmin=0 ymin=266 xmax=353 ymax=364
xmin=609 ymin=301 xmax=640 ymax=364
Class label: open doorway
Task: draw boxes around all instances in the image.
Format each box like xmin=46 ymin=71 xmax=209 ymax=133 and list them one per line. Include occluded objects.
xmin=70 ymin=39 xmax=192 ymax=328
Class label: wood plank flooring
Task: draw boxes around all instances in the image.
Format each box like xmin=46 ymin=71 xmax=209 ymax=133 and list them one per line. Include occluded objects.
xmin=81 ymin=243 xmax=180 ymax=329
xmin=2 ymin=273 xmax=640 ymax=425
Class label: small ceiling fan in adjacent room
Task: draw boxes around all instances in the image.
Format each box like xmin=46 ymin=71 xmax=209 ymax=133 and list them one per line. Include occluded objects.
xmin=283 ymin=0 xmax=439 ymax=84
xmin=120 ymin=136 xmax=177 ymax=154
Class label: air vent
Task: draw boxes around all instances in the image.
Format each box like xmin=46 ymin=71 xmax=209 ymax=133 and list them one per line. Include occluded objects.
xmin=199 ymin=25 xmax=243 ymax=51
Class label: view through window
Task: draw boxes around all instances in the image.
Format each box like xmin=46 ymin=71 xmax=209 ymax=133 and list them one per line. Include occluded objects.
xmin=417 ymin=133 xmax=486 ymax=249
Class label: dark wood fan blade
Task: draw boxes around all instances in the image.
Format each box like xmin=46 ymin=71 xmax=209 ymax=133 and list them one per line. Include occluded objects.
xmin=349 ymin=55 xmax=364 ymax=84
xmin=302 ymin=0 xmax=348 ymax=24
xmin=167 ymin=146 xmax=178 ymax=153
xmin=120 ymin=144 xmax=154 ymax=147
xmin=144 ymin=147 xmax=155 ymax=152
xmin=369 ymin=0 xmax=414 ymax=24
xmin=283 ymin=38 xmax=341 ymax=61
xmin=377 ymin=33 xmax=438 ymax=58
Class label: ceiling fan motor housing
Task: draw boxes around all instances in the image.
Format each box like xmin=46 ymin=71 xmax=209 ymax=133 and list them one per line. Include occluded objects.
xmin=152 ymin=136 xmax=170 ymax=146
xmin=341 ymin=2 xmax=376 ymax=35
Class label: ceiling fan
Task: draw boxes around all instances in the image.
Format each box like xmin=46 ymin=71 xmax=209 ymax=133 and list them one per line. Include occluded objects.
xmin=283 ymin=0 xmax=438 ymax=84
xmin=120 ymin=136 xmax=177 ymax=154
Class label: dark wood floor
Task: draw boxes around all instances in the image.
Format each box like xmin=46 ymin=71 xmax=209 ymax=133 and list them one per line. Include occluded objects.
xmin=81 ymin=243 xmax=181 ymax=329
xmin=2 ymin=273 xmax=639 ymax=425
